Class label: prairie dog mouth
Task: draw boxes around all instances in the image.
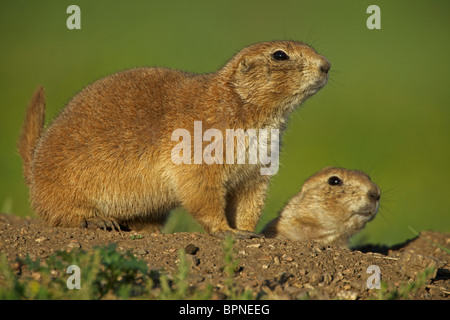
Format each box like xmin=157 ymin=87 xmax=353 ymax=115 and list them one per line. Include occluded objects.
xmin=357 ymin=201 xmax=379 ymax=220
xmin=304 ymin=81 xmax=327 ymax=95
xmin=308 ymin=75 xmax=328 ymax=90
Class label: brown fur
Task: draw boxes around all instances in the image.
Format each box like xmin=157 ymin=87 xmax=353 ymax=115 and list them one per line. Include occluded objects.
xmin=262 ymin=167 xmax=381 ymax=246
xmin=17 ymin=41 xmax=330 ymax=238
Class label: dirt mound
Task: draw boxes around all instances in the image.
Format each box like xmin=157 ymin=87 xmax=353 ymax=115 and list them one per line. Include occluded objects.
xmin=0 ymin=213 xmax=448 ymax=300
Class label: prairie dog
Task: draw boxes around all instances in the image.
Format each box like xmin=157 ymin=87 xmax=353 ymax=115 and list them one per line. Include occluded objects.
xmin=262 ymin=167 xmax=381 ymax=246
xmin=18 ymin=41 xmax=330 ymax=239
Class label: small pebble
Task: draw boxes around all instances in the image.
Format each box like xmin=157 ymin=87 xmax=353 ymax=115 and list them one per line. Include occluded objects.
xmin=35 ymin=237 xmax=48 ymax=243
xmin=184 ymin=243 xmax=199 ymax=255
xmin=136 ymin=249 xmax=148 ymax=255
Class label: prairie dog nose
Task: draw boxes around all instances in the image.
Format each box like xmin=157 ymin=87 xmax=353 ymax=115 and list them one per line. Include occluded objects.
xmin=319 ymin=57 xmax=331 ymax=74
xmin=368 ymin=186 xmax=381 ymax=201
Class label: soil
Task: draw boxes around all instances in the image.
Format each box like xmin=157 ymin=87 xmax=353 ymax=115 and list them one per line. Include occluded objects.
xmin=0 ymin=213 xmax=449 ymax=300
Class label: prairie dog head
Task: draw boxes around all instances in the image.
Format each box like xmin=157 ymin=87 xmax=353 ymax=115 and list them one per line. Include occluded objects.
xmin=263 ymin=167 xmax=381 ymax=247
xmin=224 ymin=41 xmax=330 ymax=114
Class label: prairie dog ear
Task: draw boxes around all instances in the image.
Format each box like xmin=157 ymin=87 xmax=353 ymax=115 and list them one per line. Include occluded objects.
xmin=238 ymin=57 xmax=255 ymax=73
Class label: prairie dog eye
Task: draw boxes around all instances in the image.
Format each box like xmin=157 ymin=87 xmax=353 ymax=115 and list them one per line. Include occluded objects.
xmin=272 ymin=50 xmax=289 ymax=61
xmin=328 ymin=176 xmax=343 ymax=186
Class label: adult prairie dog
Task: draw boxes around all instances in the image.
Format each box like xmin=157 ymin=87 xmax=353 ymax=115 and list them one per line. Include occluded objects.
xmin=262 ymin=167 xmax=381 ymax=246
xmin=18 ymin=41 xmax=330 ymax=239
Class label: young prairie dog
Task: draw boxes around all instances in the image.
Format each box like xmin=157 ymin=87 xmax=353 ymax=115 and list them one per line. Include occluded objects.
xmin=262 ymin=167 xmax=381 ymax=246
xmin=18 ymin=41 xmax=330 ymax=239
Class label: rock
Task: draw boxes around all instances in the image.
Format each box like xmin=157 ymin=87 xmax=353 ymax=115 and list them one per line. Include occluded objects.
xmin=273 ymin=256 xmax=280 ymax=265
xmin=398 ymin=250 xmax=444 ymax=279
xmin=309 ymin=272 xmax=324 ymax=285
xmin=184 ymin=243 xmax=199 ymax=255
xmin=66 ymin=241 xmax=81 ymax=250
xmin=136 ymin=249 xmax=148 ymax=255
xmin=34 ymin=236 xmax=48 ymax=243
xmin=337 ymin=291 xmax=358 ymax=300
xmin=281 ymin=254 xmax=293 ymax=262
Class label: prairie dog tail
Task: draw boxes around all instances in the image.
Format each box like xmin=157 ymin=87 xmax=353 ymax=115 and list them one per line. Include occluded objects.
xmin=17 ymin=87 xmax=46 ymax=186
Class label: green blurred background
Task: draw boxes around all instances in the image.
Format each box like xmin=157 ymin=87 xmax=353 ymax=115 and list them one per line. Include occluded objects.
xmin=1 ymin=0 xmax=449 ymax=246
